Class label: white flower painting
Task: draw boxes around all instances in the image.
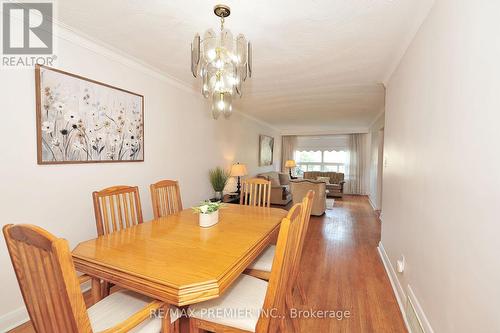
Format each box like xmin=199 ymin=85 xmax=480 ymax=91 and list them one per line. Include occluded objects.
xmin=36 ymin=65 xmax=144 ymax=164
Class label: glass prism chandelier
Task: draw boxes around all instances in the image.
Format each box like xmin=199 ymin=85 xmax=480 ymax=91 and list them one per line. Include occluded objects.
xmin=191 ymin=4 xmax=252 ymax=119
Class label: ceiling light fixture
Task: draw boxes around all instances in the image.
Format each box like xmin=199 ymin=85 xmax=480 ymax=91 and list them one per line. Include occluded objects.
xmin=191 ymin=4 xmax=252 ymax=119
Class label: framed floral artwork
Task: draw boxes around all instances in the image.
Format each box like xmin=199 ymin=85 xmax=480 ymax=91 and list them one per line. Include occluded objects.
xmin=259 ymin=134 xmax=274 ymax=166
xmin=35 ymin=65 xmax=144 ymax=164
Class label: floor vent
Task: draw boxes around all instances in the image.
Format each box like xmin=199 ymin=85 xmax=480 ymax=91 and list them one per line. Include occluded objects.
xmin=406 ymin=295 xmax=425 ymax=333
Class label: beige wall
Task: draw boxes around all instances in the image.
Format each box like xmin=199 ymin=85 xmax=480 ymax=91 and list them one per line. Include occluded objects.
xmin=0 ymin=26 xmax=280 ymax=329
xmin=382 ymin=0 xmax=500 ymax=331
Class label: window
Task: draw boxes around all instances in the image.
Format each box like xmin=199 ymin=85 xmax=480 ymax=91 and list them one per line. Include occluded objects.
xmin=295 ymin=150 xmax=347 ymax=176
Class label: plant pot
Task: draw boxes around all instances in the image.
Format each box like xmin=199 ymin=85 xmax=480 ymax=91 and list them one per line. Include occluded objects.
xmin=214 ymin=191 xmax=223 ymax=200
xmin=199 ymin=210 xmax=219 ymax=228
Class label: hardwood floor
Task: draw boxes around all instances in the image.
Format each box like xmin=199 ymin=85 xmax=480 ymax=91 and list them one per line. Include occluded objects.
xmin=9 ymin=195 xmax=406 ymax=333
xmin=296 ymin=195 xmax=406 ymax=332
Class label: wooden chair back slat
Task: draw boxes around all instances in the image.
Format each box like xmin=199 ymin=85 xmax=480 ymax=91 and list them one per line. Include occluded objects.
xmin=92 ymin=185 xmax=143 ymax=236
xmin=116 ymin=195 xmax=124 ymax=229
xmin=290 ymin=190 xmax=315 ymax=295
xmin=165 ymin=187 xmax=170 ymax=212
xmin=129 ymin=192 xmax=138 ymax=226
xmin=109 ymin=195 xmax=118 ymax=232
xmin=123 ymin=194 xmax=131 ymax=228
xmin=99 ymin=197 xmax=109 ymax=235
xmin=3 ymin=224 xmax=92 ymax=333
xmin=256 ymin=203 xmax=303 ymax=332
xmin=240 ymin=178 xmax=271 ymax=208
xmin=150 ymin=180 xmax=183 ymax=219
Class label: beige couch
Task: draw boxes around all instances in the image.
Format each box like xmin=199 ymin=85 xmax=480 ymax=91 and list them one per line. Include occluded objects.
xmin=289 ymin=180 xmax=327 ymax=216
xmin=257 ymin=171 xmax=292 ymax=206
xmin=303 ymin=171 xmax=345 ymax=198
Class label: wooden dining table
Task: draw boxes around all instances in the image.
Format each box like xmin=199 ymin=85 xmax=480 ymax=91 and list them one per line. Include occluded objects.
xmin=72 ymin=204 xmax=287 ymax=307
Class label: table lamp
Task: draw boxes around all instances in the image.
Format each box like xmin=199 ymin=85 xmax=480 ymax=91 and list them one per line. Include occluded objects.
xmin=285 ymin=160 xmax=297 ymax=179
xmin=230 ymin=162 xmax=248 ymax=194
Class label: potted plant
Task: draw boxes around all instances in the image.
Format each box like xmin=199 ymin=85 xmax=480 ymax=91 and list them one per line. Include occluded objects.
xmin=209 ymin=167 xmax=230 ymax=200
xmin=192 ymin=201 xmax=224 ymax=228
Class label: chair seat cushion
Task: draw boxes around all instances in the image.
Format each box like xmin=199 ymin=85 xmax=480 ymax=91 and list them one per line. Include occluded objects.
xmin=247 ymin=245 xmax=275 ymax=272
xmin=189 ymin=274 xmax=268 ymax=332
xmin=88 ymin=290 xmax=181 ymax=333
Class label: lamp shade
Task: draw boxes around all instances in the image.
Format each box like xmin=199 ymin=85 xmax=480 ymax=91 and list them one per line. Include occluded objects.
xmin=285 ymin=160 xmax=297 ymax=168
xmin=230 ymin=163 xmax=248 ymax=177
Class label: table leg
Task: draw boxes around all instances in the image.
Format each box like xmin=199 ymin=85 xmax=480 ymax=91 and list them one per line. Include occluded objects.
xmin=91 ymin=277 xmax=102 ymax=303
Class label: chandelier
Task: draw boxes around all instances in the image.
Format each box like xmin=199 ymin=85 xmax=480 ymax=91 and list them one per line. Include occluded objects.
xmin=191 ymin=4 xmax=252 ymax=119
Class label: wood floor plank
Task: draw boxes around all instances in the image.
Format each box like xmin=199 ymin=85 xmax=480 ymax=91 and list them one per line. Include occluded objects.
xmin=8 ymin=195 xmax=406 ymax=333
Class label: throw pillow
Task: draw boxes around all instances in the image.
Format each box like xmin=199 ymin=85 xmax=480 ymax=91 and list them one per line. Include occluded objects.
xmin=269 ymin=177 xmax=281 ymax=187
xmin=279 ymin=173 xmax=290 ymax=185
xmin=316 ymin=176 xmax=331 ymax=184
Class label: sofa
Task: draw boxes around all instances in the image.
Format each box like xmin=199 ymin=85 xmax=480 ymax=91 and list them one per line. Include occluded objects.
xmin=257 ymin=171 xmax=292 ymax=206
xmin=289 ymin=180 xmax=327 ymax=216
xmin=303 ymin=171 xmax=345 ymax=198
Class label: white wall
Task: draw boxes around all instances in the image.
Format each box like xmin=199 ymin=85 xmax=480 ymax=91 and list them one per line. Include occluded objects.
xmin=382 ymin=0 xmax=500 ymax=331
xmin=0 ymin=26 xmax=281 ymax=330
xmin=368 ymin=112 xmax=385 ymax=210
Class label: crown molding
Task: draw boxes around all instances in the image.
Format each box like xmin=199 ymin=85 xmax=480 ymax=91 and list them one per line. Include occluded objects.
xmin=233 ymin=109 xmax=282 ymax=133
xmin=53 ymin=24 xmax=198 ymax=96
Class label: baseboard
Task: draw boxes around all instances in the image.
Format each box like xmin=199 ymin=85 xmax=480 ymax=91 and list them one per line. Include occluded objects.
xmin=407 ymin=285 xmax=435 ymax=333
xmin=0 ymin=306 xmax=29 ymax=332
xmin=0 ymin=282 xmax=92 ymax=332
xmin=368 ymin=195 xmax=378 ymax=210
xmin=377 ymin=242 xmax=410 ymax=331
xmin=378 ymin=242 xmax=434 ymax=333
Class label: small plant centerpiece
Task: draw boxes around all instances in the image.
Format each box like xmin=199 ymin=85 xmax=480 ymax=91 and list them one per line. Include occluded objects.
xmin=209 ymin=167 xmax=230 ymax=200
xmin=192 ymin=201 xmax=224 ymax=228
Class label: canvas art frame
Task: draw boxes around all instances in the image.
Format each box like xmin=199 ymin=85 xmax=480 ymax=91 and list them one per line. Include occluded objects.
xmin=259 ymin=134 xmax=274 ymax=166
xmin=35 ymin=65 xmax=144 ymax=164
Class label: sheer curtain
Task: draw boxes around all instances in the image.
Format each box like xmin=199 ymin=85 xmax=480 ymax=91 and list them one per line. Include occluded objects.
xmin=281 ymin=136 xmax=297 ymax=172
xmin=345 ymin=133 xmax=367 ymax=194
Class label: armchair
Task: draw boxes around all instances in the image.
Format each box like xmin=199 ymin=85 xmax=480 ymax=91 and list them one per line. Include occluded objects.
xmin=303 ymin=171 xmax=346 ymax=198
xmin=290 ymin=180 xmax=327 ymax=216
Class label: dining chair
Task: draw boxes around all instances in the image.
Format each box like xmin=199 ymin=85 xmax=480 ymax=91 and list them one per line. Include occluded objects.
xmin=239 ymin=178 xmax=272 ymax=208
xmin=92 ymin=185 xmax=144 ymax=236
xmin=92 ymin=185 xmax=143 ymax=297
xmin=188 ymin=202 xmax=304 ymax=333
xmin=3 ymin=224 xmax=180 ymax=333
xmin=244 ymin=190 xmax=315 ymax=306
xmin=150 ymin=180 xmax=183 ymax=219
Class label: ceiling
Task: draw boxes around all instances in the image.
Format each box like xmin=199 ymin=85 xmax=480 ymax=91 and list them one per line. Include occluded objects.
xmin=56 ymin=0 xmax=434 ymax=133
